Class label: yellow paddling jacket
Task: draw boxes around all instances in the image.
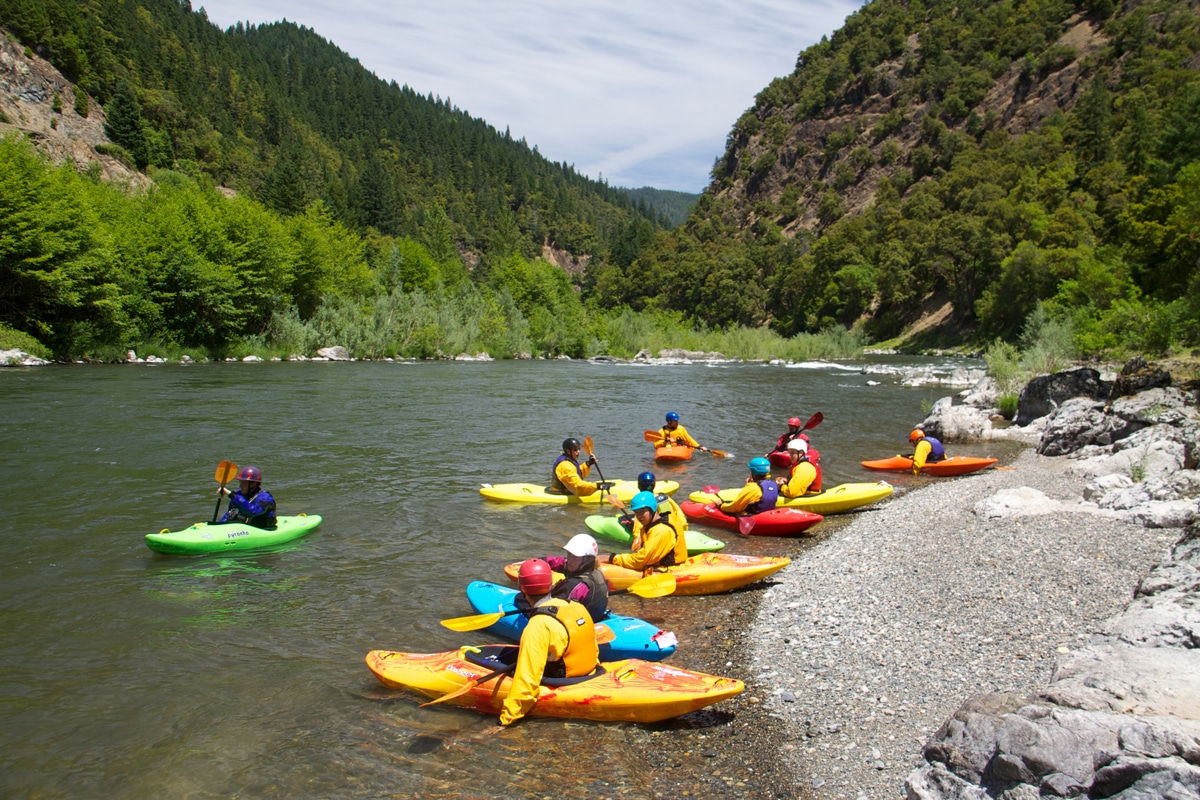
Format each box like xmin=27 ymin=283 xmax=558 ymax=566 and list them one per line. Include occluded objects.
xmin=499 ymin=597 xmax=599 ymax=725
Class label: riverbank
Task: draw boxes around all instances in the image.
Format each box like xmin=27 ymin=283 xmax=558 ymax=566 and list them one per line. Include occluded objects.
xmin=618 ymin=446 xmax=1180 ymax=799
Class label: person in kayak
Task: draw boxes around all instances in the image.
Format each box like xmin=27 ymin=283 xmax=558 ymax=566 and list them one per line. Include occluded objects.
xmin=768 ymin=416 xmax=820 ymax=464
xmin=549 ymin=438 xmax=610 ymax=496
xmin=716 ymin=457 xmax=779 ymax=514
xmin=498 ymin=558 xmax=600 ymax=727
xmin=517 ymin=534 xmax=609 ymax=622
xmin=218 ymin=466 xmax=276 ymax=529
xmin=776 ymin=439 xmax=822 ymax=497
xmin=622 ymin=471 xmax=688 ymax=549
xmin=656 ymin=411 xmax=712 ymax=453
xmin=909 ymin=429 xmax=947 ymax=475
xmin=601 ymin=491 xmax=688 ymax=572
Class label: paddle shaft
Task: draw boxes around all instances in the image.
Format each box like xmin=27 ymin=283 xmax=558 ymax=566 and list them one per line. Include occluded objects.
xmin=211 ymin=460 xmax=238 ymax=523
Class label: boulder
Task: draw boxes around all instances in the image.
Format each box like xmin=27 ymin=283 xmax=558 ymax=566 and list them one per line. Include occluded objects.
xmin=657 ymin=348 xmax=726 ymax=361
xmin=1036 ymin=398 xmax=1114 ymax=456
xmin=921 ymin=397 xmax=992 ymax=442
xmin=0 ymin=348 xmax=50 ymax=366
xmin=316 ymin=346 xmax=350 ymax=361
xmin=960 ymin=376 xmax=999 ymax=409
xmin=1108 ymin=357 xmax=1172 ymax=404
xmin=1015 ymin=368 xmax=1109 ymax=426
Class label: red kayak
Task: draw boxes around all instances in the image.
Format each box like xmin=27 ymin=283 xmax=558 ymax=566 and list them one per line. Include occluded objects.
xmin=679 ymin=500 xmax=822 ymax=537
xmin=654 ymin=444 xmax=694 ymax=463
xmin=768 ymin=446 xmax=821 ymax=469
xmin=861 ymin=455 xmax=998 ymax=476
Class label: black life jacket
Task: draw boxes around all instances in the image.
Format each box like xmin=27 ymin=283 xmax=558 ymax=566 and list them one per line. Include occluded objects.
xmin=552 ymin=564 xmax=609 ymax=622
xmin=549 ymin=454 xmax=583 ymax=494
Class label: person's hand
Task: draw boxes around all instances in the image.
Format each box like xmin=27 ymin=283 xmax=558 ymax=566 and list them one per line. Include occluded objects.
xmin=775 ymin=477 xmax=787 ymax=487
xmin=911 ymin=465 xmax=920 ymax=476
xmin=482 ymin=721 xmax=507 ymax=735
xmin=596 ymin=481 xmax=613 ymax=492
xmin=586 ymin=455 xmax=597 ymax=466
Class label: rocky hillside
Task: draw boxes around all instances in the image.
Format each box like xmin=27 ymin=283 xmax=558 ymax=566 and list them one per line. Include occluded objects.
xmin=0 ymin=30 xmax=145 ymax=186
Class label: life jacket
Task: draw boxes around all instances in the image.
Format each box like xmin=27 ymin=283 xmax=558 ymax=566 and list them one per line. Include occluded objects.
xmin=223 ymin=489 xmax=276 ymax=529
xmin=919 ymin=436 xmax=946 ymax=462
xmin=747 ymin=479 xmax=779 ymax=514
xmin=788 ymin=461 xmax=821 ymax=495
xmin=549 ymin=454 xmax=583 ymax=494
xmin=529 ymin=599 xmax=599 ymax=679
xmin=659 ymin=425 xmax=678 ymax=445
xmin=644 ymin=516 xmax=684 ymax=568
xmin=552 ymin=565 xmax=609 ymax=622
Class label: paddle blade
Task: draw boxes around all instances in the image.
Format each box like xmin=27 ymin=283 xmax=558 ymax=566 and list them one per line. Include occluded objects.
xmin=701 ymin=485 xmax=721 ymax=494
xmin=738 ymin=515 xmax=757 ymax=535
xmin=804 ymin=412 xmax=823 ymax=430
xmin=643 ymin=430 xmax=664 ymax=443
xmin=626 ymin=572 xmax=676 ymax=598
xmin=595 ymin=624 xmax=616 ymax=644
xmin=708 ymin=448 xmax=728 ymax=458
xmin=605 ymin=492 xmax=625 ymax=511
xmin=214 ymin=460 xmax=238 ymax=485
xmin=421 ymin=664 xmax=514 ymax=707
xmin=582 ymin=436 xmax=594 ymax=456
xmin=440 ymin=610 xmax=509 ymax=632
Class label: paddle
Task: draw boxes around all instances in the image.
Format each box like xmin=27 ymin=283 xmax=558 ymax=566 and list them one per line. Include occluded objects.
xmin=211 ymin=460 xmax=238 ymax=523
xmin=737 ymin=515 xmax=757 ymax=535
xmin=582 ymin=436 xmax=622 ymax=509
xmin=643 ymin=430 xmax=729 ymax=459
xmin=803 ymin=411 xmax=823 ymax=430
xmin=440 ymin=574 xmax=677 ymax=631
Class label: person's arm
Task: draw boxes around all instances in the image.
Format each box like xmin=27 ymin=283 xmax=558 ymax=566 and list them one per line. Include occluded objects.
xmin=228 ymin=490 xmax=274 ymax=517
xmin=912 ymin=440 xmax=932 ymax=474
xmin=676 ymin=426 xmax=701 ymax=448
xmin=612 ymin=524 xmax=673 ymax=571
xmin=555 ymin=461 xmax=598 ymax=496
xmin=498 ymin=617 xmax=559 ymax=726
xmin=781 ymin=463 xmax=816 ymax=497
xmin=720 ymin=483 xmax=761 ymax=513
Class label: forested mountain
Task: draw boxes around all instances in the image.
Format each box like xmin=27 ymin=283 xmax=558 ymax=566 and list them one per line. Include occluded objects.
xmin=621 ymin=187 xmax=700 ymax=227
xmin=0 ymin=0 xmax=659 ymax=267
xmin=590 ymin=0 xmax=1200 ymax=354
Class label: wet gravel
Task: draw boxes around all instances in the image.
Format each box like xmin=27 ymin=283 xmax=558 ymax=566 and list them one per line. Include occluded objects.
xmin=619 ymin=448 xmax=1179 ymax=799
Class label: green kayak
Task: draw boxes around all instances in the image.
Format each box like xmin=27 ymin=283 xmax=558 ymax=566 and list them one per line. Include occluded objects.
xmin=144 ymin=514 xmax=323 ymax=555
xmin=584 ymin=514 xmax=726 ymax=554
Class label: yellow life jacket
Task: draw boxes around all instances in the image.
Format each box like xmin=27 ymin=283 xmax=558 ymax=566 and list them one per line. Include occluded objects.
xmin=530 ymin=599 xmax=599 ymax=678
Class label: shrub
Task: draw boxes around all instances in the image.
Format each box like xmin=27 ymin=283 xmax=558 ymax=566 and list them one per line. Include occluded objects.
xmin=997 ymin=393 xmax=1019 ymax=419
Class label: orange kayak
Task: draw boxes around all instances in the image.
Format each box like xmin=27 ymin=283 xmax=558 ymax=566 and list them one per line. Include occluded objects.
xmin=365 ymin=645 xmax=743 ymax=723
xmin=504 ymin=552 xmax=790 ymax=596
xmin=861 ymin=455 xmax=998 ymax=476
xmin=654 ymin=444 xmax=694 ymax=462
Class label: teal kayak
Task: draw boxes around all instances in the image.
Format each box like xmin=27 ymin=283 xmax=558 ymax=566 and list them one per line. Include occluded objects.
xmin=584 ymin=514 xmax=725 ymax=554
xmin=144 ymin=514 xmax=323 ymax=555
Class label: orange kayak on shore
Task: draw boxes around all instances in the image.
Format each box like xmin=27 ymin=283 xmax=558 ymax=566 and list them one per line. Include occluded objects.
xmin=861 ymin=455 xmax=998 ymax=476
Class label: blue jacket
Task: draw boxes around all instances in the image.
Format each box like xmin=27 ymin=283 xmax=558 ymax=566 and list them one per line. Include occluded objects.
xmin=220 ymin=489 xmax=277 ymax=529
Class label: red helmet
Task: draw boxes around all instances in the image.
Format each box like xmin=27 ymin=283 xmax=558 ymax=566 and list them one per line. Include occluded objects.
xmin=787 ymin=416 xmax=802 ymax=427
xmin=909 ymin=429 xmax=924 ymax=444
xmin=236 ymin=466 xmax=261 ymax=482
xmin=517 ymin=559 xmax=553 ymax=595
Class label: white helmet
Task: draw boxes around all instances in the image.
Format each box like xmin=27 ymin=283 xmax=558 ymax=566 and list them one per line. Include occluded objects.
xmin=787 ymin=438 xmax=808 ymax=453
xmin=563 ymin=533 xmax=599 ymax=557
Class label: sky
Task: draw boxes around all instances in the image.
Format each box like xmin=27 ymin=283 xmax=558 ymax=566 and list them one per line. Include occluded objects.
xmin=195 ymin=0 xmax=864 ymax=193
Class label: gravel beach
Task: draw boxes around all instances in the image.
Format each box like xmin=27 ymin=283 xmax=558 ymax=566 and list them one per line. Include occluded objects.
xmin=623 ymin=446 xmax=1180 ymax=799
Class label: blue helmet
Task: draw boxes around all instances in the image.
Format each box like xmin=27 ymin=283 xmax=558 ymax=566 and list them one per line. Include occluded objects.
xmin=748 ymin=457 xmax=771 ymax=477
xmin=630 ymin=491 xmax=658 ymax=512
xmin=665 ymin=411 xmax=680 ymax=422
xmin=637 ymin=471 xmax=656 ymax=491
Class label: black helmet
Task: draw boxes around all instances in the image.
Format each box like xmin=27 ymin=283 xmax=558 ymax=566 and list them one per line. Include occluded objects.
xmin=637 ymin=471 xmax=656 ymax=491
xmin=562 ymin=437 xmax=582 ymax=452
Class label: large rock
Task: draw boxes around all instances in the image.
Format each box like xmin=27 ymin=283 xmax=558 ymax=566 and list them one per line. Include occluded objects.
xmin=1036 ymin=397 xmax=1119 ymax=456
xmin=315 ymin=346 xmax=350 ymax=361
xmin=0 ymin=348 xmax=50 ymax=366
xmin=656 ymin=348 xmax=727 ymax=361
xmin=1015 ymin=368 xmax=1109 ymax=426
xmin=1108 ymin=356 xmax=1173 ymax=404
xmin=921 ymin=397 xmax=992 ymax=442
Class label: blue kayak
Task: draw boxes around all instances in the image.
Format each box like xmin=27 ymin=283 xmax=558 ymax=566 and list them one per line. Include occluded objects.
xmin=464 ymin=580 xmax=677 ymax=662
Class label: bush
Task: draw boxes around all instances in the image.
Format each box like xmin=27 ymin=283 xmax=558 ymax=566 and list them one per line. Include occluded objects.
xmin=997 ymin=393 xmax=1019 ymax=419
xmin=0 ymin=323 xmax=52 ymax=358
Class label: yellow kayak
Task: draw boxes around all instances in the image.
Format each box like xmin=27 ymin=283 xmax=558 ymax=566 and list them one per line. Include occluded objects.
xmin=689 ymin=482 xmax=893 ymax=514
xmin=480 ymin=479 xmax=679 ymax=505
xmin=365 ymin=644 xmax=743 ymax=723
xmin=504 ymin=552 xmax=790 ymax=596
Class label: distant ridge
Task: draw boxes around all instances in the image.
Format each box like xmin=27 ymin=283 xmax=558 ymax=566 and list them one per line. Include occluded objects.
xmin=620 ymin=187 xmax=699 ymax=228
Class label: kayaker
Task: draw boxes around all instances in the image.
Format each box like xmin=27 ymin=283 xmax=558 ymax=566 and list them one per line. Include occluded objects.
xmin=768 ymin=416 xmax=820 ymax=464
xmin=623 ymin=471 xmax=687 ymax=549
xmin=601 ymin=491 xmax=687 ymax=572
xmin=716 ymin=457 xmax=779 ymax=514
xmin=909 ymin=429 xmax=947 ymax=475
xmin=218 ymin=466 xmax=277 ymax=529
xmin=549 ymin=438 xmax=610 ymax=497
xmin=498 ymin=559 xmax=600 ymax=727
xmin=517 ymin=534 xmax=609 ymax=622
xmin=656 ymin=411 xmax=711 ymax=453
xmin=776 ymin=439 xmax=822 ymax=497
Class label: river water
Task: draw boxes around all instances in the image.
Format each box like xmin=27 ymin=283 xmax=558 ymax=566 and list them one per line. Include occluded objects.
xmin=0 ymin=357 xmax=1009 ymax=799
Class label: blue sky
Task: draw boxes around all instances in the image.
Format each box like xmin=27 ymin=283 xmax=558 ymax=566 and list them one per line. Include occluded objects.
xmin=196 ymin=0 xmax=863 ymax=193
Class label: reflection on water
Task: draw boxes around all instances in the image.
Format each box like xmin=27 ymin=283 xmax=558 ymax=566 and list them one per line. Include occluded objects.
xmin=0 ymin=358 xmax=1010 ymax=798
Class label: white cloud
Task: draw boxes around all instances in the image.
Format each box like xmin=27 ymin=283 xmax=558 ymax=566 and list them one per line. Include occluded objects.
xmin=198 ymin=0 xmax=863 ymax=192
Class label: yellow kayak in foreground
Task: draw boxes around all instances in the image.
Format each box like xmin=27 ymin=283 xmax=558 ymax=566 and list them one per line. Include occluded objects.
xmin=689 ymin=482 xmax=893 ymax=515
xmin=365 ymin=644 xmax=743 ymax=723
xmin=480 ymin=479 xmax=679 ymax=504
xmin=505 ymin=552 xmax=790 ymax=595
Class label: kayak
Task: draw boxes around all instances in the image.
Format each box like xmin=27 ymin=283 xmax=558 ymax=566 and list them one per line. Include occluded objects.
xmin=464 ymin=581 xmax=677 ymax=661
xmin=689 ymin=482 xmax=894 ymax=515
xmin=861 ymin=455 xmax=999 ymax=476
xmin=505 ymin=552 xmax=791 ymax=596
xmin=584 ymin=514 xmax=725 ymax=554
xmin=479 ymin=479 xmax=679 ymax=505
xmin=654 ymin=444 xmax=694 ymax=462
xmin=365 ymin=644 xmax=743 ymax=723
xmin=144 ymin=514 xmax=323 ymax=555
xmin=679 ymin=500 xmax=823 ymax=537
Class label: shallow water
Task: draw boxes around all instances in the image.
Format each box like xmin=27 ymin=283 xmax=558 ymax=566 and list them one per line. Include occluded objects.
xmin=0 ymin=357 xmax=1012 ymax=798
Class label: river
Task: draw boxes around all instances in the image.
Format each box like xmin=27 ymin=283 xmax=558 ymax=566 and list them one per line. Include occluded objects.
xmin=0 ymin=357 xmax=1009 ymax=798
